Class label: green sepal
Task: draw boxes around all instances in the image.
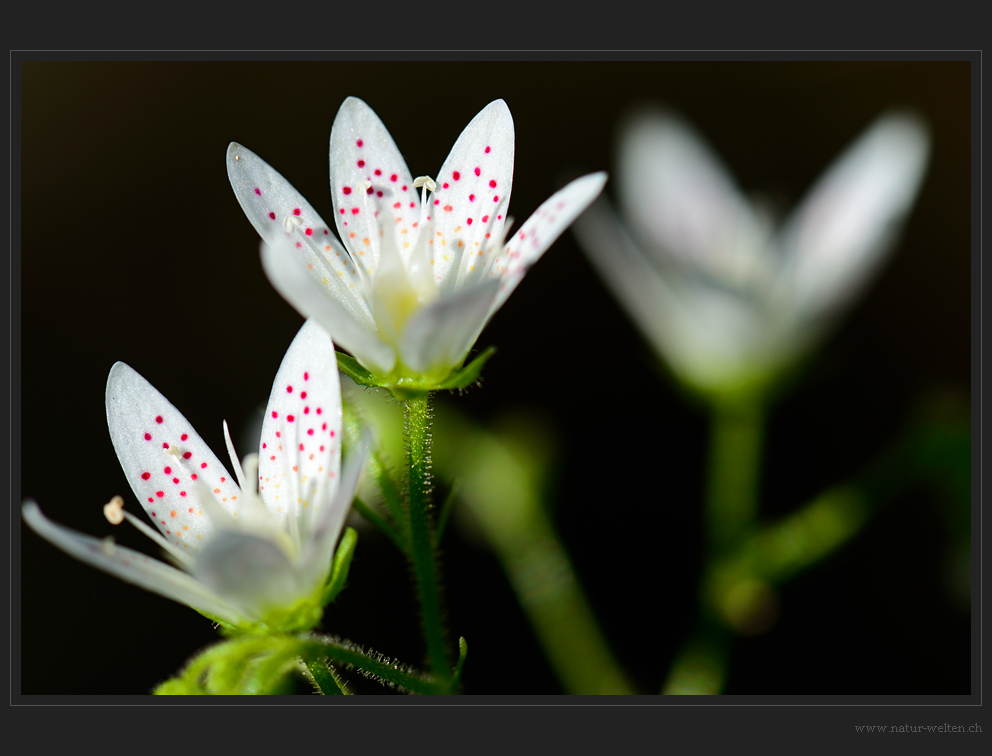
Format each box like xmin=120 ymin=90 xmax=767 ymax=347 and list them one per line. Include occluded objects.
xmin=336 ymin=352 xmax=378 ymax=387
xmin=436 ymin=346 xmax=496 ymax=391
xmin=321 ymin=526 xmax=358 ymax=604
xmin=335 ymin=347 xmax=496 ymax=398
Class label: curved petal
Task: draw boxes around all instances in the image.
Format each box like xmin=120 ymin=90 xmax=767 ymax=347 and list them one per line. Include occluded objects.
xmin=299 ymin=433 xmax=369 ymax=591
xmin=22 ymin=502 xmax=245 ymax=625
xmin=261 ymin=236 xmax=397 ymax=375
xmin=430 ymin=100 xmax=515 ymax=293
xmin=258 ymin=319 xmax=342 ymax=539
xmin=329 ymin=97 xmax=418 ymax=274
xmin=617 ymin=109 xmax=766 ymax=277
xmin=191 ymin=530 xmax=302 ymax=618
xmin=106 ymin=363 xmax=242 ymax=551
xmin=575 ymin=198 xmax=780 ymax=392
xmin=777 ymin=111 xmax=931 ymax=319
xmin=487 ymin=172 xmax=607 ymax=318
xmin=227 ymin=142 xmax=372 ymax=326
xmin=399 ymin=280 xmax=500 ymax=376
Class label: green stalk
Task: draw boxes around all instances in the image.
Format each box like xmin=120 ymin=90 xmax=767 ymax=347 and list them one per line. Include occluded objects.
xmin=705 ymin=399 xmax=765 ymax=556
xmin=404 ymin=393 xmax=451 ymax=691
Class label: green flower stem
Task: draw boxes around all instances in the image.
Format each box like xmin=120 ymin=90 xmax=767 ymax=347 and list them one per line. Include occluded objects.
xmin=404 ymin=393 xmax=452 ymax=691
xmin=352 ymin=496 xmax=404 ymax=551
xmin=299 ymin=635 xmax=437 ymax=695
xmin=705 ymin=399 xmax=765 ymax=555
xmin=433 ymin=405 xmax=636 ymax=695
xmin=301 ymin=657 xmax=350 ymax=694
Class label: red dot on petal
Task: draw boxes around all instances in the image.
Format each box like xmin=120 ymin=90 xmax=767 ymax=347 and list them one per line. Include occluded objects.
xmin=296 ymin=242 xmax=302 ymax=248
xmin=453 ymin=171 xmax=461 ymax=180
xmin=173 ymin=478 xmax=180 ymax=484
xmin=305 ymin=228 xmax=313 ymax=236
xmin=287 ymin=415 xmax=295 ymax=422
xmin=330 ymin=430 xmax=336 ymax=437
xmin=162 ymin=443 xmax=169 ymax=449
xmin=352 ymin=208 xmax=360 ymax=215
xmin=272 ymin=411 xmax=278 ymax=418
xmin=155 ymin=416 xmax=163 ymax=423
xmin=262 ymin=442 xmax=267 ymax=449
xmin=164 ymin=467 xmax=172 ymax=474
xmin=483 ymin=215 xmax=489 ymax=222
xmin=442 ymin=182 xmax=449 ymax=189
xmin=144 ymin=433 xmax=152 ymax=441
xmin=293 ymin=208 xmax=301 ymax=216
xmin=181 ymin=433 xmax=188 ymax=441
xmin=156 ymin=491 xmax=165 ymax=498
xmin=316 ymin=408 xmax=322 ymax=414
xmin=287 ymin=385 xmax=293 ymax=393
xmin=191 ymin=474 xmax=198 ymax=480
xmin=322 ymin=423 xmax=327 ymax=430
xmin=300 ymin=391 xmax=307 ymax=399
xmin=299 ymin=444 xmax=305 ymax=451
xmin=374 ymin=169 xmax=381 ymax=175
xmin=141 ymin=472 xmax=151 ymax=480
xmin=494 ymin=196 xmax=499 ymax=202
xmin=489 ymin=180 xmax=497 ymax=188
xmin=366 ymin=186 xmax=374 ymax=195
xmin=183 ymin=452 xmax=192 ymax=459
xmin=485 ymin=146 xmax=491 ymax=153
xmin=340 ymin=209 xmax=345 ymax=214
xmin=475 ymin=167 xmax=481 ymax=176
xmin=201 ymin=462 xmax=207 ymax=469
xmin=343 ymin=186 xmax=352 ymax=195
xmin=304 ymin=407 xmax=310 ymax=414
xmin=467 ymin=218 xmax=473 ymax=225
xmin=304 ymin=372 xmax=309 ymax=380
xmin=357 ymin=159 xmax=365 ymax=167
xmin=308 ymin=429 xmax=314 ymax=435
xmin=320 ymin=445 xmax=325 ymax=452
xmin=390 ymin=174 xmax=398 ymax=182
xmin=254 ymin=187 xmax=261 ymax=196
xmin=269 ymin=212 xmax=276 ymax=220
xmin=181 ymin=492 xmax=187 ymax=498
xmin=356 ymin=139 xmax=363 ymax=147
xmin=469 ymin=194 xmax=475 ymax=201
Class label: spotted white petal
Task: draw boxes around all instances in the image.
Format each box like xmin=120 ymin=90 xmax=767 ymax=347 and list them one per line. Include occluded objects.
xmin=489 ymin=172 xmax=608 ymax=317
xmin=616 ymin=109 xmax=766 ymax=277
xmin=329 ymin=97 xmax=418 ymax=274
xmin=777 ymin=112 xmax=931 ymax=319
xmin=258 ymin=319 xmax=343 ymax=537
xmin=105 ymin=362 xmax=241 ymax=552
xmin=400 ymin=279 xmax=501 ymax=375
xmin=261 ymin=236 xmax=397 ymax=375
xmin=22 ymin=501 xmax=245 ymax=625
xmin=430 ymin=100 xmax=515 ymax=292
xmin=227 ymin=142 xmax=373 ymax=327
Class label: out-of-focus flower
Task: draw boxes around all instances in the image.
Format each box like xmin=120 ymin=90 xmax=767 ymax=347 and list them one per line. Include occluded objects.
xmin=228 ymin=97 xmax=606 ymax=389
xmin=23 ymin=320 xmax=365 ymax=633
xmin=574 ymin=108 xmax=930 ymax=399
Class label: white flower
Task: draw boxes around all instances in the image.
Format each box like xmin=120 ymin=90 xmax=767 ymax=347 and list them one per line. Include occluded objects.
xmin=573 ymin=109 xmax=930 ymax=398
xmin=23 ymin=320 xmax=365 ymax=632
xmin=227 ymin=97 xmax=607 ymax=386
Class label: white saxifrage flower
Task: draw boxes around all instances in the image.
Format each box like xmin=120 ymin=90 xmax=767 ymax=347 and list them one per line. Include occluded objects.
xmin=228 ymin=97 xmax=607 ymax=387
xmin=23 ymin=320 xmax=366 ymax=632
xmin=573 ymin=109 xmax=931 ymax=399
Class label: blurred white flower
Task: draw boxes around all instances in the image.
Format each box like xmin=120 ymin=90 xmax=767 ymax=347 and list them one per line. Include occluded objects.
xmin=228 ymin=97 xmax=606 ymax=387
xmin=574 ymin=109 xmax=930 ymax=398
xmin=24 ymin=320 xmax=365 ymax=632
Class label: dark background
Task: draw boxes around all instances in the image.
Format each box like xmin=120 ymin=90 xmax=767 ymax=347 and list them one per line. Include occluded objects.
xmin=17 ymin=59 xmax=972 ymax=695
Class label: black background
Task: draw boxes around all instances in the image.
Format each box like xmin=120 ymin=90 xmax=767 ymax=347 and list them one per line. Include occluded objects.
xmin=17 ymin=58 xmax=972 ymax=695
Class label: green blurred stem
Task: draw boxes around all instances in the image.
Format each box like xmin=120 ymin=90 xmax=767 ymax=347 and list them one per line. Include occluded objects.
xmin=705 ymin=400 xmax=765 ymax=555
xmin=433 ymin=406 xmax=636 ymax=695
xmin=405 ymin=393 xmax=452 ymax=691
xmin=664 ymin=399 xmax=765 ymax=694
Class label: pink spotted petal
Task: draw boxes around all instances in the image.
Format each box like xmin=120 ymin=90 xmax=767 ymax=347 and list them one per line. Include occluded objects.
xmin=488 ymin=172 xmax=608 ymax=317
xmin=430 ymin=100 xmax=515 ymax=293
xmin=329 ymin=97 xmax=418 ymax=275
xmin=227 ymin=143 xmax=372 ymax=327
xmin=106 ymin=363 xmax=242 ymax=551
xmin=258 ymin=319 xmax=343 ymax=533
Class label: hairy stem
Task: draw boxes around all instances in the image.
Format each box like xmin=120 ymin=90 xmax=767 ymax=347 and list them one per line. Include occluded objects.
xmin=405 ymin=393 xmax=451 ymax=691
